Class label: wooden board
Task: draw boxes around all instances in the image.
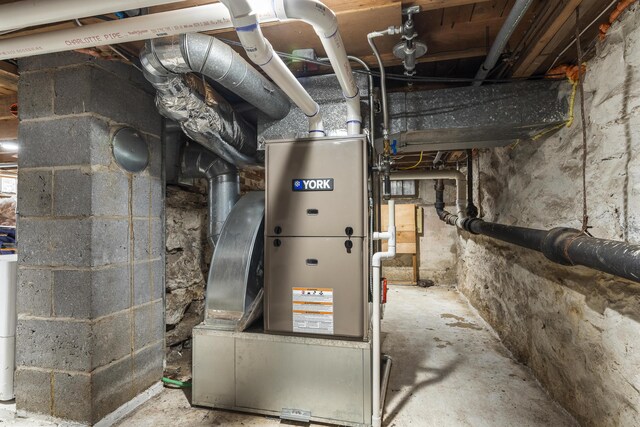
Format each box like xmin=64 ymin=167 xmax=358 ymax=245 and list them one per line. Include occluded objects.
xmin=382 ymin=203 xmax=417 ymax=254
xmin=382 ymin=204 xmax=417 ymax=232
xmin=0 ymin=62 xmax=17 ymax=94
xmin=0 ymin=118 xmax=17 ymax=140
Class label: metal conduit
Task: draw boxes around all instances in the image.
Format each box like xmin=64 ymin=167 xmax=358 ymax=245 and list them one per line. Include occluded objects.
xmin=473 ymin=0 xmax=534 ymax=86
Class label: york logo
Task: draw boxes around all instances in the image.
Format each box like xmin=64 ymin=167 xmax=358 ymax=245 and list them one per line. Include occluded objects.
xmin=292 ymin=178 xmax=334 ymax=192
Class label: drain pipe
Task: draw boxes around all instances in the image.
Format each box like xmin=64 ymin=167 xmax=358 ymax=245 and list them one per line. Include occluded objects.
xmin=181 ymin=143 xmax=240 ymax=247
xmin=0 ymin=0 xmax=185 ymax=32
xmin=432 ymin=184 xmax=640 ymax=283
xmin=473 ymin=0 xmax=534 ymax=86
xmin=219 ymin=0 xmax=324 ymax=136
xmin=372 ymin=200 xmax=396 ymax=427
xmin=391 ymin=170 xmax=467 ymax=223
xmin=465 ymin=150 xmax=478 ymax=218
xmin=464 ymin=220 xmax=640 ymax=284
xmin=273 ymin=0 xmax=361 ymax=134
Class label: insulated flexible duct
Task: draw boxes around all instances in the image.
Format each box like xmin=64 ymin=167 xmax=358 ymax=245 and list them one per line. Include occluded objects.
xmin=141 ymin=46 xmax=259 ymax=167
xmin=145 ymin=34 xmax=290 ymax=120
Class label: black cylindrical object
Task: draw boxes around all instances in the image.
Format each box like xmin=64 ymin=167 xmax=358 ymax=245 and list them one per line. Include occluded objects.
xmin=464 ymin=219 xmax=640 ymax=284
xmin=433 ymin=182 xmax=640 ymax=283
xmin=466 ymin=150 xmax=478 ymax=218
xmin=549 ymin=228 xmax=640 ymax=282
xmin=466 ymin=219 xmax=547 ymax=252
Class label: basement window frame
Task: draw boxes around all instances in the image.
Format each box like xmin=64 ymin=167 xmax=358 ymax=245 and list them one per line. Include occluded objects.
xmin=389 ymin=179 xmax=417 ymax=199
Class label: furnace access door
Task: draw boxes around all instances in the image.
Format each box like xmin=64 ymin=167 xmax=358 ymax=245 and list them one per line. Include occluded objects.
xmin=264 ymin=136 xmax=369 ymax=339
xmin=265 ymin=137 xmax=367 ymax=238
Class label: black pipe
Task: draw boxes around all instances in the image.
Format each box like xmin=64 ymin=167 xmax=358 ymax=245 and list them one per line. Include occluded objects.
xmin=434 ymin=179 xmax=446 ymax=221
xmin=466 ymin=150 xmax=479 ymax=218
xmin=466 ymin=220 xmax=547 ymax=252
xmin=465 ymin=219 xmax=640 ymax=283
xmin=433 ymin=185 xmax=640 ymax=283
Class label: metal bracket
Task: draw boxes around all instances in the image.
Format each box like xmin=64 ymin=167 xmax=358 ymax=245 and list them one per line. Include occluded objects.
xmin=402 ymin=5 xmax=421 ymax=16
xmin=281 ymin=408 xmax=311 ymax=423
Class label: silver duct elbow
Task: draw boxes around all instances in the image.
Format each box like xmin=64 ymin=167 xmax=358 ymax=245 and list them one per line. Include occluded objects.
xmin=141 ymin=47 xmax=259 ymax=167
xmin=144 ymin=34 xmax=290 ymax=120
xmin=182 ymin=143 xmax=240 ymax=247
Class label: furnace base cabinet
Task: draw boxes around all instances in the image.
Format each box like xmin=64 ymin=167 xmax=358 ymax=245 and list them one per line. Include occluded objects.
xmin=264 ymin=137 xmax=369 ymax=339
xmin=265 ymin=237 xmax=366 ymax=338
xmin=192 ymin=326 xmax=372 ymax=427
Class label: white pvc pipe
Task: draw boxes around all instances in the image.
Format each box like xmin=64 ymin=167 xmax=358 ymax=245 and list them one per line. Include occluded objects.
xmin=0 ymin=2 xmax=277 ymax=61
xmin=220 ymin=0 xmax=324 ymax=136
xmin=274 ymin=0 xmax=361 ymax=135
xmin=0 ymin=254 xmax=17 ymax=402
xmin=371 ymin=200 xmax=396 ymax=427
xmin=0 ymin=0 xmax=187 ymax=33
xmin=391 ymin=170 xmax=468 ymax=220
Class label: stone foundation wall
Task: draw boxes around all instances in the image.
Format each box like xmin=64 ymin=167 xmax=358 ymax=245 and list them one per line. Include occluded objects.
xmin=457 ymin=8 xmax=640 ymax=426
xmin=165 ymin=168 xmax=265 ymax=360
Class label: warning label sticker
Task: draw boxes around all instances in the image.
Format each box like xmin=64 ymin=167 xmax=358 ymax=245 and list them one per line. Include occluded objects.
xmin=292 ymin=287 xmax=334 ymax=335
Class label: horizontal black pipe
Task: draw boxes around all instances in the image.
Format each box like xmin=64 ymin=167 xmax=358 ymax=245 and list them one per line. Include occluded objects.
xmin=432 ymin=181 xmax=640 ymax=283
xmin=464 ymin=219 xmax=640 ymax=284
xmin=466 ymin=221 xmax=547 ymax=252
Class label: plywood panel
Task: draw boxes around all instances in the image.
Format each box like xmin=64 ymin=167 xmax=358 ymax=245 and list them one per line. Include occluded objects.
xmin=382 ymin=204 xmax=416 ymax=232
xmin=382 ymin=204 xmax=417 ymax=254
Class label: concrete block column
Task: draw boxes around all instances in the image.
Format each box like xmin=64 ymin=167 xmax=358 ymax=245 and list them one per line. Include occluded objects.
xmin=15 ymin=52 xmax=165 ymax=425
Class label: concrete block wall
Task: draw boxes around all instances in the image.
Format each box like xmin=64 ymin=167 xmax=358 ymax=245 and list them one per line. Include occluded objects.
xmin=456 ymin=8 xmax=640 ymax=427
xmin=16 ymin=52 xmax=165 ymax=425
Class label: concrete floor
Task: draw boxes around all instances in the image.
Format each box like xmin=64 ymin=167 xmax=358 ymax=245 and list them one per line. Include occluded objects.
xmin=117 ymin=285 xmax=577 ymax=427
xmin=0 ymin=285 xmax=577 ymax=426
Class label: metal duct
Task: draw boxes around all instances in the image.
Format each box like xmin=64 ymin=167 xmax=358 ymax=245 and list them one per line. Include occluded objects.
xmin=145 ymin=34 xmax=290 ymax=120
xmin=141 ymin=52 xmax=259 ymax=167
xmin=182 ymin=143 xmax=240 ymax=247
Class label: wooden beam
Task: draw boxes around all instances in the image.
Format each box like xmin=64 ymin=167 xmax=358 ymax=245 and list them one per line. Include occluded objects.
xmin=0 ymin=62 xmax=17 ymax=93
xmin=406 ymin=0 xmax=490 ymax=11
xmin=0 ymin=118 xmax=17 ymax=140
xmin=512 ymin=0 xmax=582 ymax=77
xmin=360 ymin=46 xmax=486 ymax=67
xmin=151 ymin=0 xmax=487 ymax=13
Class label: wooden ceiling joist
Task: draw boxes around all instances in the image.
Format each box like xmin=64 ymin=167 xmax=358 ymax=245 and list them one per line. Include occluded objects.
xmin=0 ymin=62 xmax=17 ymax=96
xmin=512 ymin=0 xmax=582 ymax=77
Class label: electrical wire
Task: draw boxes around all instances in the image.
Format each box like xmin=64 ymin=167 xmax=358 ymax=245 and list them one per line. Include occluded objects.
xmin=547 ymin=0 xmax=619 ymax=72
xmin=399 ymin=151 xmax=424 ymax=170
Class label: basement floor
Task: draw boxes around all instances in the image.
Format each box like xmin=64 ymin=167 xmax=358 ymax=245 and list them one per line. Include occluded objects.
xmin=115 ymin=285 xmax=577 ymax=427
xmin=0 ymin=285 xmax=577 ymax=426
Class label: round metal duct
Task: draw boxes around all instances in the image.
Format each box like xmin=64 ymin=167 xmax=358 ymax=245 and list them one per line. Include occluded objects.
xmin=112 ymin=127 xmax=149 ymax=173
